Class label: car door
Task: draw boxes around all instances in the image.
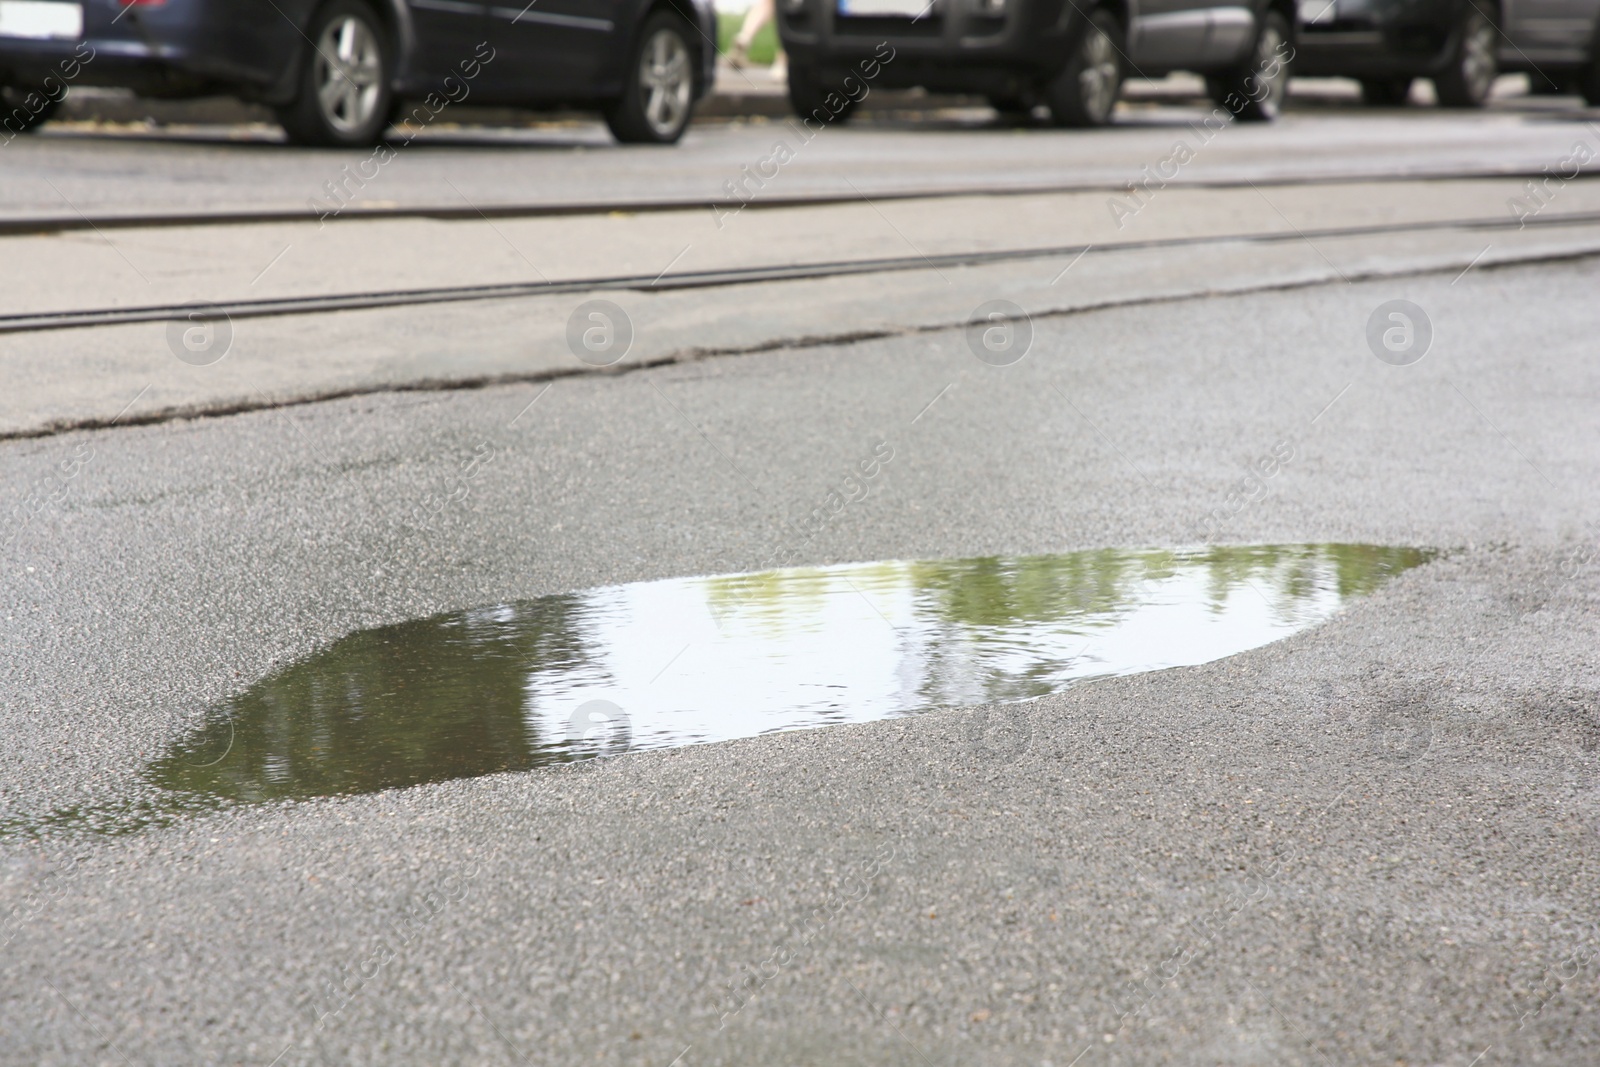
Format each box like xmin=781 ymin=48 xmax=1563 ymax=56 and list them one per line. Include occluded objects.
xmin=405 ymin=0 xmax=488 ymax=90
xmin=1129 ymin=0 xmax=1214 ymax=71
xmin=1502 ymin=0 xmax=1596 ymax=64
xmin=1200 ymin=4 xmax=1257 ymax=66
xmin=481 ymin=0 xmax=624 ymax=100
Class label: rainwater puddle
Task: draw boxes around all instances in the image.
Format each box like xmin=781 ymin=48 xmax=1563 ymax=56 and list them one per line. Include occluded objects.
xmin=144 ymin=543 xmax=1428 ymax=807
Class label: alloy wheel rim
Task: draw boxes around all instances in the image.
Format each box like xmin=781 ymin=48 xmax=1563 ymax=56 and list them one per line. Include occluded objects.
xmin=314 ymin=16 xmax=383 ymax=133
xmin=1077 ymin=27 xmax=1119 ymax=120
xmin=1461 ymin=17 xmax=1497 ymax=99
xmin=639 ymin=29 xmax=692 ymax=137
xmin=1254 ymin=26 xmax=1288 ymax=114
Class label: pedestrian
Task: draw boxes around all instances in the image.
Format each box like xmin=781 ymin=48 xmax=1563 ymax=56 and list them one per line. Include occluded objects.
xmin=728 ymin=0 xmax=787 ymax=79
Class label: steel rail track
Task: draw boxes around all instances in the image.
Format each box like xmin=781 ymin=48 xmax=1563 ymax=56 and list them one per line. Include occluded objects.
xmin=3 ymin=208 xmax=1600 ymax=337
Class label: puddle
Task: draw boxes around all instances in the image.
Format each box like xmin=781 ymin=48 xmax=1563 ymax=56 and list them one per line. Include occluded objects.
xmin=143 ymin=543 xmax=1428 ymax=806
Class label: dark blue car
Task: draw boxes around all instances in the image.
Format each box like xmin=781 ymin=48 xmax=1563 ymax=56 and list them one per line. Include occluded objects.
xmin=0 ymin=0 xmax=716 ymax=144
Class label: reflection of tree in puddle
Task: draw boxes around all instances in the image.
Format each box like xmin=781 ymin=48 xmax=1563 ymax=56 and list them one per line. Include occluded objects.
xmin=149 ymin=593 xmax=600 ymax=803
xmin=1193 ymin=544 xmax=1432 ymax=623
xmin=0 ymin=542 xmax=1431 ymax=842
xmin=154 ymin=545 xmax=1431 ymax=807
xmin=701 ymin=544 xmax=1432 ymax=710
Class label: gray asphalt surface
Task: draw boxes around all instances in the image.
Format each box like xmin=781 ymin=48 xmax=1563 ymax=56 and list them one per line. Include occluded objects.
xmin=2 ymin=245 xmax=1597 ymax=1064
xmin=5 ymin=101 xmax=1600 ymax=219
xmin=10 ymin=180 xmax=1600 ymax=439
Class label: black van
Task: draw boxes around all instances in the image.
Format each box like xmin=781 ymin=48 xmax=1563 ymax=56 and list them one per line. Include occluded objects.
xmin=1294 ymin=0 xmax=1600 ymax=107
xmin=778 ymin=0 xmax=1298 ymax=126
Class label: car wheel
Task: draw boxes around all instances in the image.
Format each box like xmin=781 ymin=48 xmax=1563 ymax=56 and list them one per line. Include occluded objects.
xmin=787 ymin=62 xmax=860 ymax=126
xmin=1359 ymin=77 xmax=1413 ymax=106
xmin=1434 ymin=6 xmax=1498 ymax=107
xmin=0 ymin=84 xmax=63 ymax=135
xmin=1208 ymin=10 xmax=1293 ymax=121
xmin=1580 ymin=42 xmax=1600 ymax=105
xmin=605 ymin=11 xmax=698 ymax=144
xmin=276 ymin=0 xmax=393 ymax=147
xmin=1046 ymin=9 xmax=1124 ymax=127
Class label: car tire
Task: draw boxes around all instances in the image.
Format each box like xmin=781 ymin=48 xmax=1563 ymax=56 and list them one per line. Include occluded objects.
xmin=1580 ymin=42 xmax=1600 ymax=105
xmin=1433 ymin=6 xmax=1498 ymax=108
xmin=1046 ymin=8 xmax=1124 ymax=128
xmin=605 ymin=10 xmax=698 ymax=144
xmin=276 ymin=0 xmax=394 ymax=147
xmin=0 ymin=84 xmax=63 ymax=135
xmin=1359 ymin=77 xmax=1413 ymax=106
xmin=787 ymin=62 xmax=860 ymax=126
xmin=1207 ymin=10 xmax=1293 ymax=121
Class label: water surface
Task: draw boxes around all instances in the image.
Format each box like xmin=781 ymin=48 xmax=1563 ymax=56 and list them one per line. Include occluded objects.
xmin=149 ymin=543 xmax=1428 ymax=804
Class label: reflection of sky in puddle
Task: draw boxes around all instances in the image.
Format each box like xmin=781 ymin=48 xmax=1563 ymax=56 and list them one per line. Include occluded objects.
xmin=524 ymin=557 xmax=1347 ymax=752
xmin=124 ymin=543 xmax=1428 ymax=811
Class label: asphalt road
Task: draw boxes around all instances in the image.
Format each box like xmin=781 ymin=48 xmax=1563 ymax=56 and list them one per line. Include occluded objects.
xmin=3 ymin=105 xmax=1599 ymax=1066
xmin=4 ymin=97 xmax=1599 ymax=220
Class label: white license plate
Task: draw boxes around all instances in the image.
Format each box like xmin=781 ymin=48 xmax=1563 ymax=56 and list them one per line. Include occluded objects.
xmin=1297 ymin=0 xmax=1335 ymax=24
xmin=838 ymin=0 xmax=931 ymax=18
xmin=0 ymin=0 xmax=83 ymax=39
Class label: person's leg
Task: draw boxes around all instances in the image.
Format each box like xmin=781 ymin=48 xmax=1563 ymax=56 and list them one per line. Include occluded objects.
xmin=734 ymin=0 xmax=776 ymax=54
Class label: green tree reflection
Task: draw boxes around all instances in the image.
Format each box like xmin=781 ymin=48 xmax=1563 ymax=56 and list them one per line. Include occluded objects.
xmin=146 ymin=545 xmax=1428 ymax=807
xmin=149 ymin=595 xmax=597 ymax=802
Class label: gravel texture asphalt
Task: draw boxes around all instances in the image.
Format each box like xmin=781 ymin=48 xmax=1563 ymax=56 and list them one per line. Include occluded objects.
xmin=1 ymin=254 xmax=1598 ymax=1065
xmin=7 ymin=105 xmax=1600 ymax=219
xmin=9 ymin=207 xmax=1600 ymax=439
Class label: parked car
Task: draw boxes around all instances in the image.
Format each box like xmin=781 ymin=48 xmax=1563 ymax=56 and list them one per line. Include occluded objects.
xmin=1293 ymin=0 xmax=1600 ymax=107
xmin=0 ymin=0 xmax=715 ymax=145
xmin=777 ymin=0 xmax=1298 ymax=127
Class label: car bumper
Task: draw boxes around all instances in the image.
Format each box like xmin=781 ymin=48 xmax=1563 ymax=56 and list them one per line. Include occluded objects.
xmin=778 ymin=0 xmax=1078 ymax=88
xmin=1291 ymin=0 xmax=1460 ymax=77
xmin=1 ymin=0 xmax=296 ymax=99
